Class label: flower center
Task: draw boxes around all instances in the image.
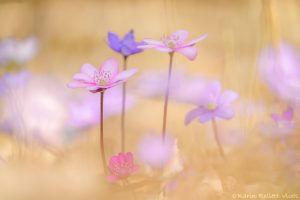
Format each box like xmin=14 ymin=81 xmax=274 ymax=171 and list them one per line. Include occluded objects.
xmin=94 ymin=70 xmax=112 ymax=86
xmin=161 ymin=34 xmax=183 ymax=49
xmin=206 ymin=102 xmax=217 ymax=111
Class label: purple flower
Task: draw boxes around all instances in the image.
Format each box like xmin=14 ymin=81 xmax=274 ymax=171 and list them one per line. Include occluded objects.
xmin=0 ymin=37 xmax=37 ymax=67
xmin=68 ymin=58 xmax=137 ymax=93
xmin=185 ymin=81 xmax=238 ymax=124
xmin=68 ymin=86 xmax=136 ymax=129
xmin=260 ymin=107 xmax=295 ymax=139
xmin=138 ymin=30 xmax=207 ymax=60
xmin=0 ymin=70 xmax=30 ymax=95
xmin=137 ymin=133 xmax=175 ymax=168
xmin=107 ymin=30 xmax=143 ymax=57
xmin=258 ymin=42 xmax=300 ymax=106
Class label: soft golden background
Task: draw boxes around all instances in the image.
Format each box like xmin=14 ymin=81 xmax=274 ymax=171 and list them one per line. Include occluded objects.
xmin=0 ymin=0 xmax=300 ymax=199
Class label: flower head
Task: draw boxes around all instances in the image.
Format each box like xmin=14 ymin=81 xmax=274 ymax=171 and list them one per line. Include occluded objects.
xmin=138 ymin=30 xmax=207 ymax=60
xmin=108 ymin=152 xmax=139 ymax=182
xmin=68 ymin=58 xmax=137 ymax=93
xmin=107 ymin=30 xmax=143 ymax=57
xmin=0 ymin=37 xmax=37 ymax=68
xmin=137 ymin=133 xmax=175 ymax=168
xmin=185 ymin=81 xmax=238 ymax=124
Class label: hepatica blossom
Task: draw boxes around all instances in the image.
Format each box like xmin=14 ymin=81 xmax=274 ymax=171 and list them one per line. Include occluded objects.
xmin=185 ymin=81 xmax=238 ymax=124
xmin=0 ymin=37 xmax=37 ymax=67
xmin=107 ymin=30 xmax=143 ymax=57
xmin=138 ymin=30 xmax=207 ymax=60
xmin=68 ymin=58 xmax=137 ymax=92
xmin=108 ymin=152 xmax=139 ymax=182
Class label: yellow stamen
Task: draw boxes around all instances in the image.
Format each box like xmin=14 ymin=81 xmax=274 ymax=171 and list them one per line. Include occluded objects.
xmin=206 ymin=103 xmax=217 ymax=111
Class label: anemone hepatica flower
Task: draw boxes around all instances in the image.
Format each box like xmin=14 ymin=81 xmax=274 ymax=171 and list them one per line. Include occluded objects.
xmin=185 ymin=81 xmax=238 ymax=124
xmin=138 ymin=30 xmax=207 ymax=60
xmin=260 ymin=107 xmax=295 ymax=140
xmin=258 ymin=42 xmax=300 ymax=106
xmin=0 ymin=37 xmax=37 ymax=68
xmin=107 ymin=30 xmax=143 ymax=57
xmin=68 ymin=58 xmax=137 ymax=93
xmin=137 ymin=134 xmax=175 ymax=168
xmin=108 ymin=152 xmax=139 ymax=182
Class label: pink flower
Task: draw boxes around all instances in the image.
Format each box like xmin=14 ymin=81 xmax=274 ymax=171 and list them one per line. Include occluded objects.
xmin=185 ymin=81 xmax=238 ymax=124
xmin=137 ymin=133 xmax=175 ymax=168
xmin=138 ymin=30 xmax=207 ymax=60
xmin=68 ymin=58 xmax=137 ymax=92
xmin=271 ymin=106 xmax=293 ymax=124
xmin=108 ymin=152 xmax=139 ymax=182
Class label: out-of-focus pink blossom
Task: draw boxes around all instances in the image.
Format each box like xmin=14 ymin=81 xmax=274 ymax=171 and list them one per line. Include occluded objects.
xmin=68 ymin=58 xmax=137 ymax=93
xmin=137 ymin=133 xmax=175 ymax=168
xmin=0 ymin=70 xmax=30 ymax=95
xmin=107 ymin=152 xmax=139 ymax=182
xmin=258 ymin=43 xmax=300 ymax=105
xmin=68 ymin=86 xmax=136 ymax=129
xmin=0 ymin=37 xmax=37 ymax=67
xmin=134 ymin=69 xmax=208 ymax=104
xmin=138 ymin=30 xmax=207 ymax=60
xmin=260 ymin=107 xmax=295 ymax=139
xmin=185 ymin=81 xmax=238 ymax=124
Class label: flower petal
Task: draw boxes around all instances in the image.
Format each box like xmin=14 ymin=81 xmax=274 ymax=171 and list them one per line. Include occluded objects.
xmin=218 ymin=90 xmax=238 ymax=107
xmin=100 ymin=58 xmax=119 ymax=78
xmin=80 ymin=64 xmax=97 ymax=77
xmin=198 ymin=111 xmax=213 ymax=123
xmin=184 ymin=34 xmax=208 ymax=47
xmin=67 ymin=80 xmax=92 ymax=88
xmin=73 ymin=73 xmax=93 ymax=82
xmin=283 ymin=107 xmax=293 ymax=121
xmin=171 ymin=30 xmax=189 ymax=42
xmin=185 ymin=107 xmax=204 ymax=125
xmin=108 ymin=32 xmax=121 ymax=52
xmin=176 ymin=46 xmax=198 ymax=60
xmin=143 ymin=39 xmax=164 ymax=46
xmin=215 ymin=107 xmax=234 ymax=120
xmin=123 ymin=30 xmax=134 ymax=41
xmin=113 ymin=68 xmax=137 ymax=82
xmin=208 ymin=81 xmax=222 ymax=98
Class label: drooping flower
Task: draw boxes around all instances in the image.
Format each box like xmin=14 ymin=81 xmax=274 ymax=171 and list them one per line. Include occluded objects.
xmin=67 ymin=58 xmax=137 ymax=92
xmin=185 ymin=81 xmax=238 ymax=124
xmin=107 ymin=30 xmax=143 ymax=57
xmin=260 ymin=107 xmax=295 ymax=139
xmin=107 ymin=152 xmax=139 ymax=182
xmin=68 ymin=86 xmax=136 ymax=129
xmin=0 ymin=37 xmax=37 ymax=68
xmin=137 ymin=133 xmax=175 ymax=168
xmin=138 ymin=30 xmax=207 ymax=60
xmin=258 ymin=42 xmax=300 ymax=106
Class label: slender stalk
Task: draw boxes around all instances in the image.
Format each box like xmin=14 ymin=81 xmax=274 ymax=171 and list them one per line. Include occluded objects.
xmin=100 ymin=91 xmax=108 ymax=174
xmin=211 ymin=118 xmax=226 ymax=160
xmin=162 ymin=52 xmax=174 ymax=140
xmin=121 ymin=56 xmax=128 ymax=152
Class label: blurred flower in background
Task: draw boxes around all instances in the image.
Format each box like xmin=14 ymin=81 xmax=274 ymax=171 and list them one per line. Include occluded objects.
xmin=68 ymin=86 xmax=136 ymax=130
xmin=107 ymin=30 xmax=143 ymax=57
xmin=258 ymin=42 xmax=300 ymax=106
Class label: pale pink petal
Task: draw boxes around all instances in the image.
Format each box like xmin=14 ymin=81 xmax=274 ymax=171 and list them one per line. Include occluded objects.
xmin=172 ymin=30 xmax=189 ymax=42
xmin=198 ymin=111 xmax=213 ymax=123
xmin=113 ymin=68 xmax=137 ymax=82
xmin=218 ymin=90 xmax=238 ymax=107
xmin=80 ymin=64 xmax=97 ymax=77
xmin=68 ymin=80 xmax=92 ymax=88
xmin=143 ymin=39 xmax=164 ymax=46
xmin=107 ymin=175 xmax=118 ymax=182
xmin=208 ymin=81 xmax=222 ymax=98
xmin=100 ymin=58 xmax=119 ymax=78
xmin=176 ymin=46 xmax=198 ymax=60
xmin=184 ymin=34 xmax=208 ymax=47
xmin=73 ymin=73 xmax=93 ymax=82
xmin=137 ymin=44 xmax=157 ymax=49
xmin=215 ymin=107 xmax=234 ymax=120
xmin=155 ymin=47 xmax=173 ymax=52
xmin=86 ymin=85 xmax=102 ymax=91
xmin=185 ymin=107 xmax=204 ymax=125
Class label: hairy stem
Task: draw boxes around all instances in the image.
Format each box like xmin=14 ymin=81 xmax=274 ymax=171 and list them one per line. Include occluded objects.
xmin=121 ymin=56 xmax=128 ymax=152
xmin=162 ymin=52 xmax=174 ymax=140
xmin=100 ymin=92 xmax=108 ymax=174
xmin=212 ymin=118 xmax=226 ymax=160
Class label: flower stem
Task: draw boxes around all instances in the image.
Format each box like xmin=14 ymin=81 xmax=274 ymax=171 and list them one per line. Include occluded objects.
xmin=121 ymin=56 xmax=128 ymax=152
xmin=100 ymin=91 xmax=108 ymax=174
xmin=162 ymin=52 xmax=174 ymax=141
xmin=211 ymin=118 xmax=226 ymax=160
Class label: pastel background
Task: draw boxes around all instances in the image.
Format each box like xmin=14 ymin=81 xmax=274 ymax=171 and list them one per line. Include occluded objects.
xmin=0 ymin=0 xmax=299 ymax=199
